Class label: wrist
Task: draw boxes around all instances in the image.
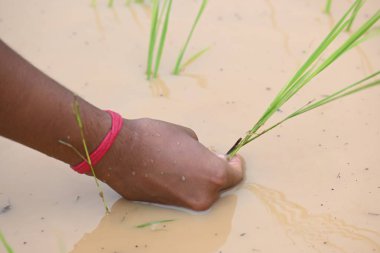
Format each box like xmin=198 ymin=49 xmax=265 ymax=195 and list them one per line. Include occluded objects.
xmin=59 ymin=100 xmax=112 ymax=166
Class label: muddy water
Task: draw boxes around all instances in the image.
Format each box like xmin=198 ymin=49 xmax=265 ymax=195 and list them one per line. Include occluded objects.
xmin=0 ymin=0 xmax=379 ymax=252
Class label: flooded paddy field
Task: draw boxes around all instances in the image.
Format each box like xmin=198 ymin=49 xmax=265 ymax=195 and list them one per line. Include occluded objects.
xmin=0 ymin=0 xmax=379 ymax=252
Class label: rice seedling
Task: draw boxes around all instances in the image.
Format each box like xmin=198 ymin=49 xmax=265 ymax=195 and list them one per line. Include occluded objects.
xmin=325 ymin=0 xmax=332 ymax=14
xmin=226 ymin=0 xmax=380 ymax=158
xmin=136 ymin=219 xmax=175 ymax=228
xmin=146 ymin=0 xmax=173 ymax=80
xmin=172 ymin=0 xmax=208 ymax=75
xmin=108 ymin=0 xmax=114 ymax=7
xmin=0 ymin=230 xmax=13 ymax=253
xmin=60 ymin=97 xmax=110 ymax=214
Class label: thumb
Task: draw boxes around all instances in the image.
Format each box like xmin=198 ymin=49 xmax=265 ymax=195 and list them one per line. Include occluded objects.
xmin=217 ymin=154 xmax=245 ymax=190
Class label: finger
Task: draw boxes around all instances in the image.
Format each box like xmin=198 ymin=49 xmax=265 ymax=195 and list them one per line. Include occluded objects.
xmin=180 ymin=126 xmax=198 ymax=141
xmin=218 ymin=154 xmax=245 ymax=190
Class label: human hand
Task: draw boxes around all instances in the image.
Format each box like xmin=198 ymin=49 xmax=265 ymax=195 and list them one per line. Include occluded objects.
xmin=94 ymin=118 xmax=244 ymax=211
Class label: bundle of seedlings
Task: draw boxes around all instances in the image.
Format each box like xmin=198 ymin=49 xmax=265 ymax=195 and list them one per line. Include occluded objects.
xmin=227 ymin=0 xmax=380 ymax=158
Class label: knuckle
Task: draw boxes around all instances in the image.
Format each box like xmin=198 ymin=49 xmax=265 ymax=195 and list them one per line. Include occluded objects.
xmin=211 ymin=168 xmax=228 ymax=187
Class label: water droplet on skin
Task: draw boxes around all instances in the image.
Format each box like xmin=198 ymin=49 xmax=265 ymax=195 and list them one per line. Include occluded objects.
xmin=67 ymin=135 xmax=71 ymax=140
xmin=131 ymin=171 xmax=136 ymax=176
xmin=181 ymin=176 xmax=186 ymax=182
xmin=144 ymin=173 xmax=148 ymax=178
xmin=177 ymin=142 xmax=181 ymax=145
xmin=160 ymin=171 xmax=164 ymax=175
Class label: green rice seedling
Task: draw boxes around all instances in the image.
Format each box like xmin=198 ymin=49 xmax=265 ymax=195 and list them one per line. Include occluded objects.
xmin=325 ymin=0 xmax=332 ymax=14
xmin=146 ymin=0 xmax=173 ymax=80
xmin=172 ymin=0 xmax=208 ymax=75
xmin=226 ymin=0 xmax=380 ymax=158
xmin=136 ymin=219 xmax=175 ymax=228
xmin=108 ymin=0 xmax=114 ymax=7
xmin=0 ymin=230 xmax=13 ymax=253
xmin=346 ymin=0 xmax=364 ymax=32
xmin=72 ymin=98 xmax=110 ymax=214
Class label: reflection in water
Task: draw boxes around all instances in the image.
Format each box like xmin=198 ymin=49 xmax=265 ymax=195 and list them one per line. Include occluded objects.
xmin=149 ymin=77 xmax=170 ymax=97
xmin=140 ymin=3 xmax=151 ymax=18
xmin=247 ymin=184 xmax=380 ymax=253
xmin=70 ymin=196 xmax=237 ymax=253
xmin=92 ymin=6 xmax=104 ymax=33
xmin=265 ymin=0 xmax=292 ymax=57
xmin=182 ymin=73 xmax=208 ymax=88
xmin=355 ymin=46 xmax=374 ymax=74
xmin=127 ymin=4 xmax=144 ymax=31
xmin=112 ymin=7 xmax=120 ymax=23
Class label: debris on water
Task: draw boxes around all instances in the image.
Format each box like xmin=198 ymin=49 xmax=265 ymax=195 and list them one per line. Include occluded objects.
xmin=0 ymin=201 xmax=11 ymax=214
xmin=368 ymin=212 xmax=379 ymax=216
xmin=337 ymin=172 xmax=341 ymax=179
xmin=240 ymin=232 xmax=246 ymax=236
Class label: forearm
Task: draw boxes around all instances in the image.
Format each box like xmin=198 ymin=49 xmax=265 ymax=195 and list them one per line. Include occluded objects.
xmin=0 ymin=39 xmax=110 ymax=166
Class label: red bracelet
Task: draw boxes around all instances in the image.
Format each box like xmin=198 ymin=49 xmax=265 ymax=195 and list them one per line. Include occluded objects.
xmin=71 ymin=110 xmax=123 ymax=174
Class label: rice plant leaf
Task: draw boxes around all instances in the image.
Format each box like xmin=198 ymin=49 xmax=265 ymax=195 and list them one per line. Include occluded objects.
xmin=348 ymin=26 xmax=380 ymax=50
xmin=239 ymin=71 xmax=380 ymax=147
xmin=157 ymin=0 xmax=169 ymax=31
xmin=153 ymin=0 xmax=173 ymax=78
xmin=0 ymin=230 xmax=13 ymax=253
xmin=136 ymin=219 xmax=175 ymax=228
xmin=178 ymin=47 xmax=210 ymax=72
xmin=173 ymin=0 xmax=208 ymax=75
xmin=147 ymin=0 xmax=160 ymax=80
xmin=325 ymin=0 xmax=332 ymax=14
xmin=108 ymin=0 xmax=114 ymax=7
xmin=346 ymin=0 xmax=364 ymax=32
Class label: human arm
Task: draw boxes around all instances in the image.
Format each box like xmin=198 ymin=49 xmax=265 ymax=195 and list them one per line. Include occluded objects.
xmin=0 ymin=39 xmax=244 ymax=211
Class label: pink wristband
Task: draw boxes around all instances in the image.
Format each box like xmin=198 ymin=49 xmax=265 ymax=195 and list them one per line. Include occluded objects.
xmin=71 ymin=110 xmax=123 ymax=174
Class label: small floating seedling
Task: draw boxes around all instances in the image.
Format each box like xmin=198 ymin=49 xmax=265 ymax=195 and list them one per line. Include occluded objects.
xmin=172 ymin=0 xmax=208 ymax=75
xmin=227 ymin=0 xmax=380 ymax=158
xmin=60 ymin=97 xmax=110 ymax=214
xmin=72 ymin=98 xmax=110 ymax=214
xmin=135 ymin=219 xmax=175 ymax=228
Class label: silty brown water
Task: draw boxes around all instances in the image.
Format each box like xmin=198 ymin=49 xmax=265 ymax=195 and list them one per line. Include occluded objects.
xmin=0 ymin=0 xmax=379 ymax=252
